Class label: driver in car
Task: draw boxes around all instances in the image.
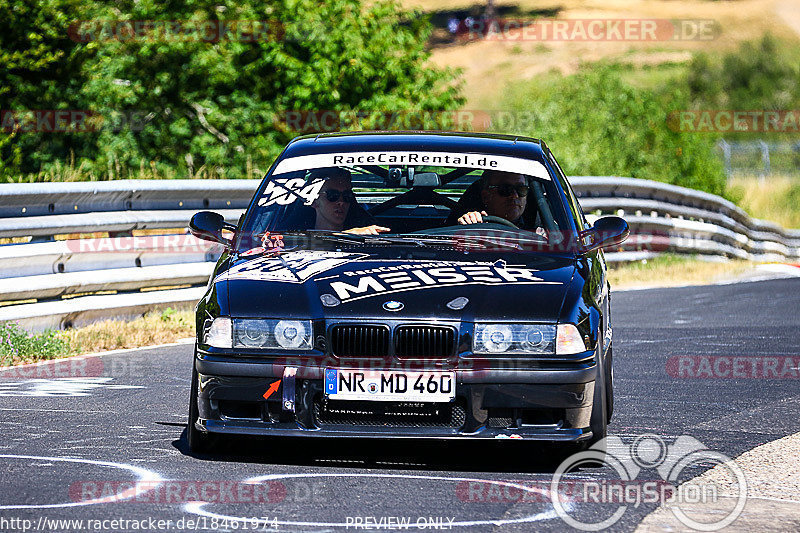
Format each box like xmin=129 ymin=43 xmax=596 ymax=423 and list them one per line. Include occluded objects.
xmin=310 ymin=168 xmax=390 ymax=235
xmin=457 ymin=170 xmax=528 ymax=226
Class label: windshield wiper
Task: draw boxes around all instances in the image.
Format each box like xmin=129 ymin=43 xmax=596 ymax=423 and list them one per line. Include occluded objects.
xmin=379 ymin=234 xmax=486 ymax=249
xmin=285 ymin=231 xmax=486 ymax=250
xmin=290 ymin=229 xmax=398 ymax=244
xmin=454 ymin=233 xmax=544 ymax=251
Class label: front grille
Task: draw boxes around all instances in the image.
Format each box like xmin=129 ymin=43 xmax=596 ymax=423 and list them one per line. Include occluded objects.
xmin=487 ymin=409 xmax=515 ymax=428
xmin=395 ymin=325 xmax=456 ymax=359
xmin=330 ymin=325 xmax=390 ymax=358
xmin=315 ymin=398 xmax=466 ymax=428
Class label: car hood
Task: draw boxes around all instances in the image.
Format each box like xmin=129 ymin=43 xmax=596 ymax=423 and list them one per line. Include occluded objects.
xmin=215 ymin=250 xmax=576 ymax=323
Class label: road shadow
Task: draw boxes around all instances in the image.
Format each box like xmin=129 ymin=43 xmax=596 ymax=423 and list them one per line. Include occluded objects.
xmin=172 ymin=425 xmax=593 ymax=474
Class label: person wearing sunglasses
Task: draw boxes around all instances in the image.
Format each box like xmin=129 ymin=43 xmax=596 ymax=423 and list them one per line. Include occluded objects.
xmin=310 ymin=168 xmax=390 ymax=235
xmin=457 ymin=170 xmax=529 ymax=226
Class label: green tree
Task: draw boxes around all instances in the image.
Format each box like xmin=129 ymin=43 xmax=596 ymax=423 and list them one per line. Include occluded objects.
xmin=1 ymin=0 xmax=462 ymax=180
xmin=0 ymin=0 xmax=94 ymax=175
xmin=79 ymin=0 xmax=463 ymax=179
xmin=688 ymin=34 xmax=800 ymax=112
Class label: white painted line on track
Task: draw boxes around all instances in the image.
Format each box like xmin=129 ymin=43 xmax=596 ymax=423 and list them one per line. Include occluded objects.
xmin=0 ymin=408 xmax=109 ymax=413
xmin=184 ymin=472 xmax=568 ymax=529
xmin=0 ymin=454 xmax=164 ymax=510
xmin=0 ymin=377 xmax=145 ymax=397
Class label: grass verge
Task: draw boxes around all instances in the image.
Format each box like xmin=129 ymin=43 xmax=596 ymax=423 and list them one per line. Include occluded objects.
xmin=0 ymin=307 xmax=194 ymax=367
xmin=0 ymin=322 xmax=75 ymax=367
xmin=726 ymin=176 xmax=800 ymax=229
xmin=608 ymin=254 xmax=756 ymax=289
xmin=60 ymin=307 xmax=195 ymax=356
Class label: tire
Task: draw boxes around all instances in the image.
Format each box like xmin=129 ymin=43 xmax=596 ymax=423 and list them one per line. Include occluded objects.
xmin=563 ymin=374 xmax=608 ymax=468
xmin=188 ymin=364 xmax=218 ymax=453
xmin=582 ymin=360 xmax=609 ymax=455
xmin=605 ymin=342 xmax=614 ymax=423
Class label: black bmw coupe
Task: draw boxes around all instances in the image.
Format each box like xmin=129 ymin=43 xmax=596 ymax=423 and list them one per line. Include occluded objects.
xmin=187 ymin=131 xmax=628 ymax=453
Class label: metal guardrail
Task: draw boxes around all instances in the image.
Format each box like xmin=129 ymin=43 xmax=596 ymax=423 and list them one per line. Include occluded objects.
xmin=571 ymin=177 xmax=800 ymax=262
xmin=0 ymin=177 xmax=797 ymax=330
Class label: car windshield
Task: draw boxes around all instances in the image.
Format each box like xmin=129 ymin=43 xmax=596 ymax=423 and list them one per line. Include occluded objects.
xmin=237 ymin=150 xmax=575 ymax=253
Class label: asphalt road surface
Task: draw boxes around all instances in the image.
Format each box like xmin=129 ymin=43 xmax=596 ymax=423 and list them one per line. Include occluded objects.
xmin=1 ymin=278 xmax=799 ymax=532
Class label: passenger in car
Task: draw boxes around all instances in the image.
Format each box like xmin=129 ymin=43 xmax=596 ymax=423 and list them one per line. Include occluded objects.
xmin=309 ymin=167 xmax=390 ymax=235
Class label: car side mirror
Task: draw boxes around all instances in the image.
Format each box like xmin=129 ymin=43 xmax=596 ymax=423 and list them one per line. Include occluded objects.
xmin=580 ymin=216 xmax=629 ymax=253
xmin=189 ymin=211 xmax=235 ymax=247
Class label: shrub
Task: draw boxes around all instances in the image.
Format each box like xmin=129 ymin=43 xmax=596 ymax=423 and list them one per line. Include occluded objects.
xmin=687 ymin=34 xmax=800 ymax=142
xmin=501 ymin=64 xmax=727 ymax=196
xmin=1 ymin=0 xmax=463 ymax=181
xmin=0 ymin=322 xmax=75 ymax=366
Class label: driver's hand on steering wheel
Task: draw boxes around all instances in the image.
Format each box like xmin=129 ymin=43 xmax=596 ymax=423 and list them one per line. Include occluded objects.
xmin=457 ymin=211 xmax=488 ymax=225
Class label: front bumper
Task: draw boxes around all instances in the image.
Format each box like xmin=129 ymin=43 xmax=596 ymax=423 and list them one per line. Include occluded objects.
xmin=194 ymin=354 xmax=597 ymax=442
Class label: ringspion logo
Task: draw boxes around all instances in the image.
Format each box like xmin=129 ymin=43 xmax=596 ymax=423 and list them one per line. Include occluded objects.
xmin=551 ymin=435 xmax=747 ymax=531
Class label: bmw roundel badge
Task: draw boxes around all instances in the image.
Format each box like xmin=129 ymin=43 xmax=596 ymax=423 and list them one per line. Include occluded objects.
xmin=383 ymin=300 xmax=404 ymax=312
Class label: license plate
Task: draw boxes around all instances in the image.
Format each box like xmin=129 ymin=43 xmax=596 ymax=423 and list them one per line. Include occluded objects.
xmin=324 ymin=369 xmax=455 ymax=402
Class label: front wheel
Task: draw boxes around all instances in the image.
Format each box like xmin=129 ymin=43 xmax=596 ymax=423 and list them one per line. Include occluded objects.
xmin=188 ymin=364 xmax=218 ymax=453
xmin=605 ymin=342 xmax=614 ymax=423
xmin=573 ymin=364 xmax=608 ymax=457
xmin=588 ymin=374 xmax=608 ymax=452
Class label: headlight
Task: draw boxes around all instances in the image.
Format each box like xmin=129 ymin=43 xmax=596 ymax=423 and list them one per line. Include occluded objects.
xmin=556 ymin=324 xmax=588 ymax=355
xmin=235 ymin=319 xmax=270 ymax=348
xmin=273 ymin=320 xmax=309 ymax=349
xmin=204 ymin=317 xmax=232 ymax=348
xmin=233 ymin=319 xmax=312 ymax=350
xmin=473 ymin=324 xmax=556 ymax=355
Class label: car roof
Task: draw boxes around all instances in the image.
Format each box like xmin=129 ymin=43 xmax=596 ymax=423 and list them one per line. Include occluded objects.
xmin=281 ymin=131 xmax=548 ymax=161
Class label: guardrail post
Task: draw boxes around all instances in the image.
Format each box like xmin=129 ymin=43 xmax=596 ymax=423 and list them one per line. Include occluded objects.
xmin=759 ymin=140 xmax=770 ymax=181
xmin=718 ymin=139 xmax=732 ymax=178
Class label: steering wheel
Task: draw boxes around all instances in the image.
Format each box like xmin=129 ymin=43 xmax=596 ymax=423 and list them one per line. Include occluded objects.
xmin=476 ymin=215 xmax=519 ymax=229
